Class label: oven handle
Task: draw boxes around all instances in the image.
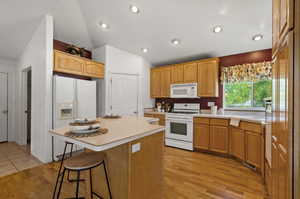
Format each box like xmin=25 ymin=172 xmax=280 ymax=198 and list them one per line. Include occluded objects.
xmin=166 ymin=119 xmax=193 ymax=123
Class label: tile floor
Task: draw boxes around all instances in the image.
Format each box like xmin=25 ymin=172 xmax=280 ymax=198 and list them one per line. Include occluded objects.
xmin=0 ymin=142 xmax=42 ymax=177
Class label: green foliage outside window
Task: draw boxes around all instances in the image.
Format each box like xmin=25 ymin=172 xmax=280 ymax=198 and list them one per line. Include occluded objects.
xmin=224 ymin=80 xmax=272 ymax=109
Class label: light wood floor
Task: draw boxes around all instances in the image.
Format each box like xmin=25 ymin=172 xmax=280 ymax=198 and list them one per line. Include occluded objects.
xmin=0 ymin=146 xmax=267 ymax=199
xmin=0 ymin=142 xmax=42 ymax=177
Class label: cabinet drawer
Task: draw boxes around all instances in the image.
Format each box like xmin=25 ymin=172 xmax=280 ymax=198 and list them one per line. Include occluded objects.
xmin=210 ymin=119 xmax=229 ymax=126
xmin=194 ymin=117 xmax=209 ymax=125
xmin=240 ymin=121 xmax=262 ymax=134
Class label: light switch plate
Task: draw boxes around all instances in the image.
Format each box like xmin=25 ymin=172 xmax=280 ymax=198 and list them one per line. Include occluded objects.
xmin=208 ymin=102 xmax=215 ymax=107
xmin=132 ymin=143 xmax=141 ymax=153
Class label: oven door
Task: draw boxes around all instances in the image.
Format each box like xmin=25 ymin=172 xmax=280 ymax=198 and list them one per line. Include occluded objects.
xmin=166 ymin=119 xmax=193 ymax=142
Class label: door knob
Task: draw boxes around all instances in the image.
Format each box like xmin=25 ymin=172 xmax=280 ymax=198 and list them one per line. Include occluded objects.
xmin=25 ymin=110 xmax=28 ymax=114
xmin=2 ymin=110 xmax=8 ymax=114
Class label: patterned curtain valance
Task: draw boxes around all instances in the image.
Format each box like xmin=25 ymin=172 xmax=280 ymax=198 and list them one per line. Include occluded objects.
xmin=220 ymin=61 xmax=272 ymax=84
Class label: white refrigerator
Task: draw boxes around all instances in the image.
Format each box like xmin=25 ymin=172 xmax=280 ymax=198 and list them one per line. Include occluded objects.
xmin=52 ymin=75 xmax=96 ymax=161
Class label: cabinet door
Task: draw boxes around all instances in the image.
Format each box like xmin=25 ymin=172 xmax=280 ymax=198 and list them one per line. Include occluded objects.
xmin=278 ymin=150 xmax=288 ymax=199
xmin=194 ymin=124 xmax=210 ymax=150
xmin=209 ymin=126 xmax=228 ymax=153
xmin=279 ymin=0 xmax=293 ymax=38
xmin=54 ymin=50 xmax=85 ymax=75
xmin=171 ymin=64 xmax=184 ymax=83
xmin=160 ymin=67 xmax=171 ymax=97
xmin=272 ymin=0 xmax=280 ymax=53
xmin=183 ymin=62 xmax=198 ymax=83
xmin=85 ymin=61 xmax=104 ymax=78
xmin=272 ymin=142 xmax=279 ymax=199
xmin=150 ymin=69 xmax=161 ymax=98
xmin=198 ymin=59 xmax=219 ymax=97
xmin=230 ymin=127 xmax=245 ymax=160
xmin=245 ymin=131 xmax=261 ymax=168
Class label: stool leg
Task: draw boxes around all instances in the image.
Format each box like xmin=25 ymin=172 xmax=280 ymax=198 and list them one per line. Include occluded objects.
xmin=75 ymin=170 xmax=80 ymax=199
xmin=67 ymin=144 xmax=74 ymax=182
xmin=103 ymin=162 xmax=112 ymax=199
xmin=56 ymin=168 xmax=66 ymax=199
xmin=90 ymin=169 xmax=93 ymax=199
xmin=52 ymin=142 xmax=68 ymax=199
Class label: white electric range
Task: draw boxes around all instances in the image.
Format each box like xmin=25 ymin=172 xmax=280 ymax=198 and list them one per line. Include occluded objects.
xmin=165 ymin=103 xmax=200 ymax=151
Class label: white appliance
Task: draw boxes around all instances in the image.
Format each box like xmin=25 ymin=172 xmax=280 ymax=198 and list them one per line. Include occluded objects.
xmin=166 ymin=103 xmax=200 ymax=150
xmin=52 ymin=75 xmax=97 ymax=161
xmin=170 ymin=83 xmax=198 ymax=98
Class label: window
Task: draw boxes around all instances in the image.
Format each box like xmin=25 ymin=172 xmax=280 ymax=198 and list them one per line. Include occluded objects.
xmin=224 ymin=80 xmax=272 ymax=110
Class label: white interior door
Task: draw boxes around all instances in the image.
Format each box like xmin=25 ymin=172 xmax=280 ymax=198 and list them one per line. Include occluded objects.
xmin=0 ymin=73 xmax=8 ymax=142
xmin=111 ymin=73 xmax=139 ymax=116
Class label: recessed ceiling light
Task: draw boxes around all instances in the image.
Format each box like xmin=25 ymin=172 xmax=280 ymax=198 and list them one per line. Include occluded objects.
xmin=213 ymin=26 xmax=223 ymax=33
xmin=171 ymin=39 xmax=180 ymax=45
xmin=130 ymin=5 xmax=140 ymax=14
xmin=141 ymin=48 xmax=148 ymax=53
xmin=99 ymin=22 xmax=109 ymax=29
xmin=252 ymin=34 xmax=263 ymax=41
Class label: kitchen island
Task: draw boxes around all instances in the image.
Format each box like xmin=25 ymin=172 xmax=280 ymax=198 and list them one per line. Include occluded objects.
xmin=50 ymin=116 xmax=165 ymax=199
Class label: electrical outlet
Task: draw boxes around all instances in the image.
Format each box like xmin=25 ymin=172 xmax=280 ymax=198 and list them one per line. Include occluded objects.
xmin=132 ymin=143 xmax=141 ymax=153
xmin=208 ymin=102 xmax=215 ymax=107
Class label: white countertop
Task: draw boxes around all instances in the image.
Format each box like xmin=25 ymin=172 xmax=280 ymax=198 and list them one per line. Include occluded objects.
xmin=49 ymin=116 xmax=165 ymax=152
xmin=145 ymin=111 xmax=266 ymax=124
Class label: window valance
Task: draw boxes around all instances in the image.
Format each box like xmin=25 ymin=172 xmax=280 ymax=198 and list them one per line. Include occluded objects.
xmin=220 ymin=61 xmax=272 ymax=83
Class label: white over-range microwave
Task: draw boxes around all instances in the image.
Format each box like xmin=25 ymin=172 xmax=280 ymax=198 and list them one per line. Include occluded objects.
xmin=170 ymin=83 xmax=198 ymax=98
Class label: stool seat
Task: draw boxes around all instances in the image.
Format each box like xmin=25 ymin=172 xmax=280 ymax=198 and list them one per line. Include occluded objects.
xmin=64 ymin=152 xmax=105 ymax=170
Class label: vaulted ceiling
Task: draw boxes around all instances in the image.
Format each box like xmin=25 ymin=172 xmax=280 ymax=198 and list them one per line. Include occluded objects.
xmin=0 ymin=0 xmax=272 ymax=65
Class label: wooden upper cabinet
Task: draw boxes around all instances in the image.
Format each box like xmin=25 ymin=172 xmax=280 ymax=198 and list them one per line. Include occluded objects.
xmin=150 ymin=68 xmax=161 ymax=98
xmin=209 ymin=125 xmax=228 ymax=153
xmin=171 ymin=64 xmax=184 ymax=83
xmin=279 ymin=0 xmax=293 ymax=37
xmin=194 ymin=123 xmax=210 ymax=150
xmin=54 ymin=50 xmax=85 ymax=75
xmin=54 ymin=50 xmax=104 ymax=78
xmin=272 ymin=0 xmax=294 ymax=55
xmin=160 ymin=67 xmax=171 ymax=97
xmin=230 ymin=127 xmax=245 ymax=160
xmin=198 ymin=58 xmax=219 ymax=97
xmin=85 ymin=61 xmax=104 ymax=78
xmin=245 ymin=131 xmax=262 ymax=168
xmin=183 ymin=62 xmax=198 ymax=83
xmin=150 ymin=67 xmax=171 ymax=98
xmin=272 ymin=0 xmax=280 ymax=55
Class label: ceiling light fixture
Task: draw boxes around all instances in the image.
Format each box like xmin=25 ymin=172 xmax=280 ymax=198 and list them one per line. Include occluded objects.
xmin=252 ymin=34 xmax=263 ymax=41
xmin=99 ymin=22 xmax=109 ymax=29
xmin=171 ymin=39 xmax=180 ymax=45
xmin=141 ymin=48 xmax=148 ymax=53
xmin=213 ymin=26 xmax=223 ymax=33
xmin=130 ymin=5 xmax=140 ymax=14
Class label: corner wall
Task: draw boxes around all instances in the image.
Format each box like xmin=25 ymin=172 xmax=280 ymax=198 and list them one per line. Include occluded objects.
xmin=16 ymin=15 xmax=54 ymax=163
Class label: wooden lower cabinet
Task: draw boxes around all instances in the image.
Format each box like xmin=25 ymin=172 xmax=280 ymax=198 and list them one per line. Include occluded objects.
xmin=230 ymin=127 xmax=245 ymax=160
xmin=193 ymin=117 xmax=264 ymax=174
xmin=209 ymin=125 xmax=229 ymax=153
xmin=194 ymin=124 xmax=210 ymax=150
xmin=245 ymin=131 xmax=262 ymax=168
xmin=272 ymin=142 xmax=279 ymax=199
xmin=265 ymin=161 xmax=272 ymax=197
xmin=144 ymin=113 xmax=165 ymax=126
xmin=278 ymin=151 xmax=288 ymax=199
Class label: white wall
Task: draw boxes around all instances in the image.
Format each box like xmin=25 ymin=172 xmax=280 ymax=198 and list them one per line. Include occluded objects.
xmin=16 ymin=15 xmax=54 ymax=163
xmin=92 ymin=45 xmax=154 ymax=116
xmin=0 ymin=58 xmax=17 ymax=142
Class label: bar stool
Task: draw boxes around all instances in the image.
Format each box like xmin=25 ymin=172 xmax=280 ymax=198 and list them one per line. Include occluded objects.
xmin=53 ymin=142 xmax=83 ymax=199
xmin=56 ymin=152 xmax=112 ymax=199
